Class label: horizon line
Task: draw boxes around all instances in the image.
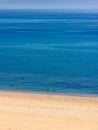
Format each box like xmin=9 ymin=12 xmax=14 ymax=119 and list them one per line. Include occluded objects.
xmin=0 ymin=8 xmax=98 ymax=12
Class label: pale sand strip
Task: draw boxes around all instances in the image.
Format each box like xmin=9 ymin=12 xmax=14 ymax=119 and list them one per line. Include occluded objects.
xmin=0 ymin=91 xmax=98 ymax=130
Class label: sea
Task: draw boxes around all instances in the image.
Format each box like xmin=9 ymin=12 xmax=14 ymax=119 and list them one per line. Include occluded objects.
xmin=0 ymin=10 xmax=98 ymax=96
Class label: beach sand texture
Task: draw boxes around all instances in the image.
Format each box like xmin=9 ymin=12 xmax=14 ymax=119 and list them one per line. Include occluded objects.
xmin=0 ymin=92 xmax=98 ymax=130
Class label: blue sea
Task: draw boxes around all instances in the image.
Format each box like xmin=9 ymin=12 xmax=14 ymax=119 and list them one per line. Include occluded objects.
xmin=0 ymin=10 xmax=98 ymax=95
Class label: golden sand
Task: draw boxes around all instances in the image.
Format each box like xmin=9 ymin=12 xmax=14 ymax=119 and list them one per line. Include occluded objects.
xmin=0 ymin=91 xmax=98 ymax=130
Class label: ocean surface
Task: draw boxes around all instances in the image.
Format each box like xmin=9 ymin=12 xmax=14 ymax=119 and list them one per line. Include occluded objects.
xmin=0 ymin=10 xmax=98 ymax=95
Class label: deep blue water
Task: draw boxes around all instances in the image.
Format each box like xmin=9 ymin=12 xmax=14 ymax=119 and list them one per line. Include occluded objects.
xmin=0 ymin=10 xmax=98 ymax=95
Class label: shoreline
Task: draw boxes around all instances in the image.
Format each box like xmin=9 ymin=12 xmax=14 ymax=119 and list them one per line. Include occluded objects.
xmin=0 ymin=89 xmax=98 ymax=98
xmin=0 ymin=91 xmax=98 ymax=130
xmin=0 ymin=90 xmax=98 ymax=106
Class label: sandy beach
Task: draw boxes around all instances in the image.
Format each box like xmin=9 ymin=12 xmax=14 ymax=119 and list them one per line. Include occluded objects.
xmin=0 ymin=92 xmax=98 ymax=130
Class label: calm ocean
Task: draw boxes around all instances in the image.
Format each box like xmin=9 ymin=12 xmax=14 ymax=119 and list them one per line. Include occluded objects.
xmin=0 ymin=10 xmax=98 ymax=95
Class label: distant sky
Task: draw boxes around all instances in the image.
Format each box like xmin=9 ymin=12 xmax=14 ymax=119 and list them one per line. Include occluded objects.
xmin=0 ymin=0 xmax=98 ymax=10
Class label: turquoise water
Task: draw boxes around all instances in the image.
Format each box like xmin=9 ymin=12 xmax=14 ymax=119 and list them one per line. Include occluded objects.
xmin=0 ymin=10 xmax=98 ymax=95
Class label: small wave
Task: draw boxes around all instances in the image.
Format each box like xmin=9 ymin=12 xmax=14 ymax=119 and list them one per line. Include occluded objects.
xmin=0 ymin=73 xmax=98 ymax=95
